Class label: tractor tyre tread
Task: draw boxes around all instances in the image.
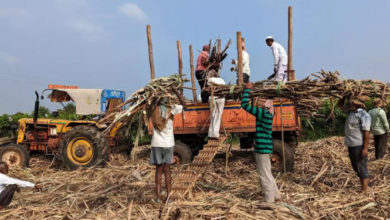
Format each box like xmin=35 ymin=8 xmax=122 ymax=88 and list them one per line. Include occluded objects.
xmin=59 ymin=125 xmax=108 ymax=170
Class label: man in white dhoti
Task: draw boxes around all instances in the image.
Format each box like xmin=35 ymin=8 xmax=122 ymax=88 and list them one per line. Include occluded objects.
xmin=207 ymin=70 xmax=226 ymax=139
xmin=265 ymin=36 xmax=288 ymax=83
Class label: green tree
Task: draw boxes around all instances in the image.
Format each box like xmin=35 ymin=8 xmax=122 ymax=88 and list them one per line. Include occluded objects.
xmin=34 ymin=106 xmax=51 ymax=118
xmin=57 ymin=103 xmax=79 ymax=120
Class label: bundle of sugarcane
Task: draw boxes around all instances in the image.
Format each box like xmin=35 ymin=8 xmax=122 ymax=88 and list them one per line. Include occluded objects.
xmin=100 ymin=74 xmax=187 ymax=132
xmin=207 ymin=39 xmax=231 ymax=71
xmin=207 ymin=70 xmax=390 ymax=117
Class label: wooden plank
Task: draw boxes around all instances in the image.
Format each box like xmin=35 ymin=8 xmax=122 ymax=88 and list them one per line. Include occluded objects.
xmin=189 ymin=45 xmax=198 ymax=102
xmin=146 ymin=25 xmax=155 ymax=80
xmin=177 ymin=40 xmax=183 ymax=95
xmin=287 ymin=6 xmax=295 ymax=81
xmin=236 ymin=32 xmax=243 ymax=85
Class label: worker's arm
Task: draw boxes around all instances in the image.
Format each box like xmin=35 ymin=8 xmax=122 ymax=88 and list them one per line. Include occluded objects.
xmin=201 ymin=54 xmax=209 ymax=67
xmin=242 ymin=52 xmax=249 ymax=67
xmin=337 ymin=96 xmax=346 ymax=110
xmin=241 ymin=83 xmax=262 ymax=119
xmin=170 ymin=86 xmax=186 ymax=108
xmin=361 ymin=112 xmax=371 ymax=158
xmin=379 ymin=109 xmax=390 ymax=132
xmin=272 ymin=45 xmax=280 ymax=70
xmin=362 ymin=131 xmax=369 ymax=158
xmin=0 ymin=174 xmax=35 ymax=188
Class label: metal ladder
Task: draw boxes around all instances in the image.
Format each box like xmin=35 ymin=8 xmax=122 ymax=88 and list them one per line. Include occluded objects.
xmin=171 ymin=135 xmax=227 ymax=199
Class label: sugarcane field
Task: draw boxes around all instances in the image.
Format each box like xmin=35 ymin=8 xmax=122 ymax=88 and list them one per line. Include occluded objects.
xmin=1 ymin=1 xmax=390 ymax=220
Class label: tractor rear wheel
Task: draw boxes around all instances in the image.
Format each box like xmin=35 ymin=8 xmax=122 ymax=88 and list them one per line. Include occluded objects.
xmin=271 ymin=139 xmax=294 ymax=173
xmin=60 ymin=126 xmax=108 ymax=170
xmin=0 ymin=144 xmax=29 ymax=168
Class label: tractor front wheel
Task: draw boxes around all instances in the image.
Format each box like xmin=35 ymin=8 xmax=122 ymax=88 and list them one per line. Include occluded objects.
xmin=0 ymin=144 xmax=29 ymax=168
xmin=60 ymin=126 xmax=108 ymax=170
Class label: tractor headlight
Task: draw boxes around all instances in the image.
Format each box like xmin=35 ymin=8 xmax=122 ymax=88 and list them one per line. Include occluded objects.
xmin=50 ymin=128 xmax=57 ymax=135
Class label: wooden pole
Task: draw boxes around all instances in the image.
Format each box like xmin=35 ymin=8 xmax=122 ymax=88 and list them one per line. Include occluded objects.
xmin=287 ymin=6 xmax=295 ymax=81
xmin=236 ymin=32 xmax=243 ymax=85
xmin=217 ymin=39 xmax=221 ymax=52
xmin=189 ymin=45 xmax=197 ymax=103
xmin=241 ymin=37 xmax=245 ymax=46
xmin=177 ymin=40 xmax=183 ymax=95
xmin=146 ymin=25 xmax=155 ymax=80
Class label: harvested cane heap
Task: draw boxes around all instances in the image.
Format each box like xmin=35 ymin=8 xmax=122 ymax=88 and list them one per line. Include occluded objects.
xmin=3 ymin=137 xmax=389 ymax=219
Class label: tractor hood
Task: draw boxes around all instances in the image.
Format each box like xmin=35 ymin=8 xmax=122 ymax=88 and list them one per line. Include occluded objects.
xmin=49 ymin=89 xmax=103 ymax=115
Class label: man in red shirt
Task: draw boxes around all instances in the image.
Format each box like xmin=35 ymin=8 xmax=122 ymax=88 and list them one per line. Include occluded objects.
xmin=195 ymin=45 xmax=210 ymax=103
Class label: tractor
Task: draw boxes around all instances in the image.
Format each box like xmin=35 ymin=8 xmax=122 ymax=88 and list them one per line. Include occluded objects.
xmin=0 ymin=85 xmax=131 ymax=170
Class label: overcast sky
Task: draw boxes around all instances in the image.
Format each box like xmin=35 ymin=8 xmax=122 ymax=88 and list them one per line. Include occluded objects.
xmin=1 ymin=0 xmax=390 ymax=114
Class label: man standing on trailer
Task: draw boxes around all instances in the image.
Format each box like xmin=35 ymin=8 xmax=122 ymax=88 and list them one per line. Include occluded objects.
xmin=339 ymin=97 xmax=371 ymax=192
xmin=265 ymin=36 xmax=288 ymax=82
xmin=241 ymin=82 xmax=281 ymax=203
xmin=369 ymin=98 xmax=389 ymax=159
xmin=195 ymin=45 xmax=210 ymax=103
xmin=232 ymin=42 xmax=251 ymax=83
xmin=0 ymin=162 xmax=42 ymax=209
xmin=150 ymin=98 xmax=183 ymax=203
xmin=207 ymin=70 xmax=226 ymax=139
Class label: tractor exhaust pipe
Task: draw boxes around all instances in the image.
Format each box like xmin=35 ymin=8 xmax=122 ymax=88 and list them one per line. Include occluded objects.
xmin=33 ymin=91 xmax=39 ymax=127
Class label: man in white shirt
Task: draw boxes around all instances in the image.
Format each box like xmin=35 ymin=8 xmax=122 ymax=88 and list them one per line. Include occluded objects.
xmin=150 ymin=98 xmax=183 ymax=202
xmin=265 ymin=36 xmax=288 ymax=83
xmin=0 ymin=162 xmax=42 ymax=209
xmin=207 ymin=70 xmax=226 ymax=139
xmin=232 ymin=43 xmax=251 ymax=83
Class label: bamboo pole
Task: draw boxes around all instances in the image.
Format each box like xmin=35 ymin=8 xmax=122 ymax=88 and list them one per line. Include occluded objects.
xmin=236 ymin=32 xmax=243 ymax=85
xmin=177 ymin=40 xmax=183 ymax=95
xmin=146 ymin=25 xmax=155 ymax=80
xmin=287 ymin=6 xmax=295 ymax=81
xmin=189 ymin=45 xmax=197 ymax=103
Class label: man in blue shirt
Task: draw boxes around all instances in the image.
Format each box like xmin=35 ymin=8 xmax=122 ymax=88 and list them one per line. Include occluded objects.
xmin=339 ymin=97 xmax=371 ymax=192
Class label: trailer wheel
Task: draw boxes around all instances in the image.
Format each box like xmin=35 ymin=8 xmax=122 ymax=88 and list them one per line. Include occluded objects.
xmin=271 ymin=139 xmax=294 ymax=173
xmin=173 ymin=142 xmax=192 ymax=165
xmin=0 ymin=144 xmax=29 ymax=168
xmin=60 ymin=126 xmax=108 ymax=170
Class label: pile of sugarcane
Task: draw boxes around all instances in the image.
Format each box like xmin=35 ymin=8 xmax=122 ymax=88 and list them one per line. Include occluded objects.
xmin=207 ymin=70 xmax=390 ymax=117
xmin=100 ymin=74 xmax=187 ymax=132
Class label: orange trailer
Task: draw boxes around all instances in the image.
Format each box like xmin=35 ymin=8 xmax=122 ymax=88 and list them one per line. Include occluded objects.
xmin=149 ymin=99 xmax=300 ymax=172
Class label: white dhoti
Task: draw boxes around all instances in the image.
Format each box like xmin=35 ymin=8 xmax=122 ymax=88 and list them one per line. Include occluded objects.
xmin=254 ymin=153 xmax=281 ymax=203
xmin=272 ymin=64 xmax=287 ymax=83
xmin=208 ymin=98 xmax=225 ymax=138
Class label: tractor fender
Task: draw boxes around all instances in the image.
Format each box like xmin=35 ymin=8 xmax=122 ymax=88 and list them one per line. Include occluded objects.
xmin=0 ymin=137 xmax=15 ymax=147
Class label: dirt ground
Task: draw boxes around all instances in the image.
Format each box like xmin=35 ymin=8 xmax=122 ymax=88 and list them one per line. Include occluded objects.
xmin=0 ymin=136 xmax=389 ymax=219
